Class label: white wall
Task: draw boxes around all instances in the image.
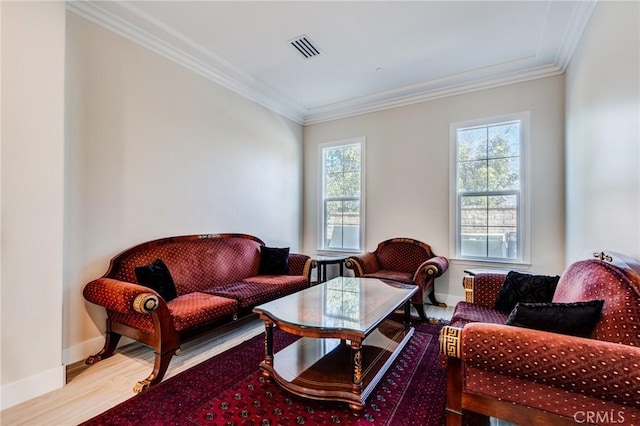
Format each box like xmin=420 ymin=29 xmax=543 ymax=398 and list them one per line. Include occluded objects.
xmin=565 ymin=1 xmax=640 ymax=263
xmin=304 ymin=76 xmax=566 ymax=304
xmin=64 ymin=13 xmax=303 ymax=366
xmin=6 ymin=0 xmax=635 ymax=411
xmin=1 ymin=1 xmax=66 ymax=409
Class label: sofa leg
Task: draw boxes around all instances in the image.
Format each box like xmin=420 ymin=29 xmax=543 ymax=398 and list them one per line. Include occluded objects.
xmin=428 ymin=287 xmax=447 ymax=308
xmin=445 ymin=356 xmax=463 ymax=425
xmin=446 ymin=409 xmax=462 ymax=426
xmin=133 ymin=348 xmax=176 ymax=393
xmin=86 ymin=329 xmax=121 ymax=365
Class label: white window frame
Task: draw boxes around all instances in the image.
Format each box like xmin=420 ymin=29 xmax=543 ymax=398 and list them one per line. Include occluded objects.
xmin=450 ymin=112 xmax=530 ymax=266
xmin=318 ymin=137 xmax=366 ymax=253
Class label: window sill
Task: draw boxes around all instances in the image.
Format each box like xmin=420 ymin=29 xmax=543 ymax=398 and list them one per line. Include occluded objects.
xmin=317 ymin=248 xmax=362 ymax=256
xmin=449 ymin=257 xmax=531 ymax=270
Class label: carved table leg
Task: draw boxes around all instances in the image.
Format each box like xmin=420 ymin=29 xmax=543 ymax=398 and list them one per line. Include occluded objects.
xmin=404 ymin=300 xmax=412 ymax=327
xmin=262 ymin=320 xmax=274 ymax=379
xmin=350 ymin=340 xmax=365 ymax=413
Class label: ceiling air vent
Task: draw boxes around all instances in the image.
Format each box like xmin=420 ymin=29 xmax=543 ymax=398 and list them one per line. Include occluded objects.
xmin=289 ymin=35 xmax=322 ymax=59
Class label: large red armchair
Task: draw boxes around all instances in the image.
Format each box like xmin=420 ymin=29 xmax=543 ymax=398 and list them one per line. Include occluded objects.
xmin=439 ymin=252 xmax=640 ymax=425
xmin=345 ymin=238 xmax=449 ymax=321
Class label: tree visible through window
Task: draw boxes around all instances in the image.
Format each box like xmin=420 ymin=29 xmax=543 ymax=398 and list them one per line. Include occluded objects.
xmin=453 ymin=113 xmax=528 ymax=262
xmin=320 ymin=138 xmax=364 ymax=251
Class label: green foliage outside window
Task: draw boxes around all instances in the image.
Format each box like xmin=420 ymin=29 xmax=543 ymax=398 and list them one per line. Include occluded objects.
xmin=457 ymin=122 xmax=520 ymax=205
xmin=323 ymin=143 xmax=362 ymax=250
xmin=325 ymin=144 xmax=361 ymax=198
xmin=456 ymin=121 xmax=521 ymax=259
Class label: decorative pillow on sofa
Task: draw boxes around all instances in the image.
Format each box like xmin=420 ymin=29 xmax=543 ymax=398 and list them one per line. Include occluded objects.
xmin=258 ymin=246 xmax=290 ymax=275
xmin=134 ymin=258 xmax=178 ymax=302
xmin=494 ymin=271 xmax=560 ymax=313
xmin=506 ymin=300 xmax=604 ymax=337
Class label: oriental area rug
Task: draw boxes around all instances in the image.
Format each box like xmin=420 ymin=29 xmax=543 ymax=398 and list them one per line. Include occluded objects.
xmin=81 ymin=320 xmax=446 ymax=426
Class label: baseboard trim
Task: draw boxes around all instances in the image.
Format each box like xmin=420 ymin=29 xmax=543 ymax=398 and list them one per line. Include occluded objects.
xmin=1 ymin=366 xmax=65 ymax=410
xmin=435 ymin=293 xmax=464 ymax=307
xmin=63 ymin=335 xmax=135 ymax=365
xmin=62 ymin=335 xmax=105 ymax=365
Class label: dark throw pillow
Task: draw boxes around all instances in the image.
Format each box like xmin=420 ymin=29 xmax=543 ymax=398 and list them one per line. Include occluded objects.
xmin=134 ymin=258 xmax=178 ymax=302
xmin=494 ymin=271 xmax=560 ymax=313
xmin=258 ymin=246 xmax=290 ymax=275
xmin=506 ymin=300 xmax=605 ymax=338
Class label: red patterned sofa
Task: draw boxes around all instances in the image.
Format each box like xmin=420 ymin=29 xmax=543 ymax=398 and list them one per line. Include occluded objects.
xmin=83 ymin=233 xmax=315 ymax=393
xmin=439 ymin=252 xmax=640 ymax=425
xmin=345 ymin=238 xmax=449 ymax=321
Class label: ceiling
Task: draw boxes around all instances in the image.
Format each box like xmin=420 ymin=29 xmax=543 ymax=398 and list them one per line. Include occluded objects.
xmin=68 ymin=1 xmax=596 ymax=124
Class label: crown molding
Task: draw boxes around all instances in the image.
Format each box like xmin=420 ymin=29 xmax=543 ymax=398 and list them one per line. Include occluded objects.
xmin=303 ymin=0 xmax=597 ymax=125
xmin=66 ymin=1 xmax=308 ymax=124
xmin=554 ymin=0 xmax=598 ymax=72
xmin=67 ymin=0 xmax=597 ymax=127
xmin=303 ymin=64 xmax=565 ymax=125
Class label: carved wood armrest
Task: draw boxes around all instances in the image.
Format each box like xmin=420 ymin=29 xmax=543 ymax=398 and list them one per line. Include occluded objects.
xmin=414 ymin=256 xmax=449 ymax=284
xmin=288 ymin=253 xmax=316 ymax=278
xmin=132 ymin=293 xmax=159 ymax=314
xmin=303 ymin=258 xmax=317 ymax=281
xmin=439 ymin=325 xmax=463 ymax=359
xmin=345 ymin=252 xmax=379 ymax=276
xmin=463 ymin=275 xmax=474 ymax=303
xmin=83 ymin=277 xmax=162 ymax=315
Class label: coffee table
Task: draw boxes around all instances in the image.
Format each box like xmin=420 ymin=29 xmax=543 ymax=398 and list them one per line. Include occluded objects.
xmin=252 ymin=276 xmax=418 ymax=412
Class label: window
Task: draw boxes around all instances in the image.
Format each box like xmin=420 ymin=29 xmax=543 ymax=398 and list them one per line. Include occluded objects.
xmin=319 ymin=137 xmax=365 ymax=252
xmin=451 ymin=113 xmax=529 ymax=263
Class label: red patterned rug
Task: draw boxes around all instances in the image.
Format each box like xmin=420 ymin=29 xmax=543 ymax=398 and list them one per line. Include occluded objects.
xmin=81 ymin=319 xmax=446 ymax=426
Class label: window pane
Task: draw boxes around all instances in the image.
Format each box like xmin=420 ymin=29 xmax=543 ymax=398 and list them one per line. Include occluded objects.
xmin=458 ymin=159 xmax=487 ymax=192
xmin=460 ymin=227 xmax=488 ymax=257
xmin=488 ymin=195 xmax=517 ymax=259
xmin=461 ymin=196 xmax=489 ymax=257
xmin=342 ymin=145 xmax=361 ymax=172
xmin=454 ymin=116 xmax=524 ymax=261
xmin=325 ymin=172 xmax=343 ymax=198
xmin=460 ymin=195 xmax=487 ymax=228
xmin=325 ymin=200 xmax=342 ymax=249
xmin=342 ymin=171 xmax=361 ymax=197
xmin=488 ymin=123 xmax=520 ymax=158
xmin=324 ymin=145 xmax=361 ymax=198
xmin=342 ymin=200 xmax=360 ymax=250
xmin=325 ymin=148 xmax=343 ymax=174
xmin=459 ymin=193 xmax=518 ymax=259
xmin=325 ymin=200 xmax=360 ymax=250
xmin=322 ymin=140 xmax=363 ymax=251
xmin=487 ymin=157 xmax=519 ymax=191
xmin=458 ymin=128 xmax=487 ymax=161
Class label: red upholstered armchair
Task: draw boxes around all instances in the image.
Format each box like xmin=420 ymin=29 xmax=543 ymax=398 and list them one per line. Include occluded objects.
xmin=345 ymin=238 xmax=449 ymax=321
xmin=439 ymin=252 xmax=640 ymax=425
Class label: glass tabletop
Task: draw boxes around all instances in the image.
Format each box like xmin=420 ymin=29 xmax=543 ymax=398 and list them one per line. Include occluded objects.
xmin=253 ymin=277 xmax=417 ymax=335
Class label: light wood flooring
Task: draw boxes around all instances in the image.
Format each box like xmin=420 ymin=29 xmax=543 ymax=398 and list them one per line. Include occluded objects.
xmin=0 ymin=305 xmax=453 ymax=426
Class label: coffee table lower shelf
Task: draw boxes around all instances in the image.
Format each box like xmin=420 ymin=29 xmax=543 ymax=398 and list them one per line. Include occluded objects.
xmin=259 ymin=319 xmax=414 ymax=411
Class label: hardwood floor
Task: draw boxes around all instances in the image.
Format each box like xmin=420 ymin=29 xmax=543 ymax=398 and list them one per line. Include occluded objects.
xmin=0 ymin=305 xmax=453 ymax=426
xmin=1 ymin=316 xmax=265 ymax=425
